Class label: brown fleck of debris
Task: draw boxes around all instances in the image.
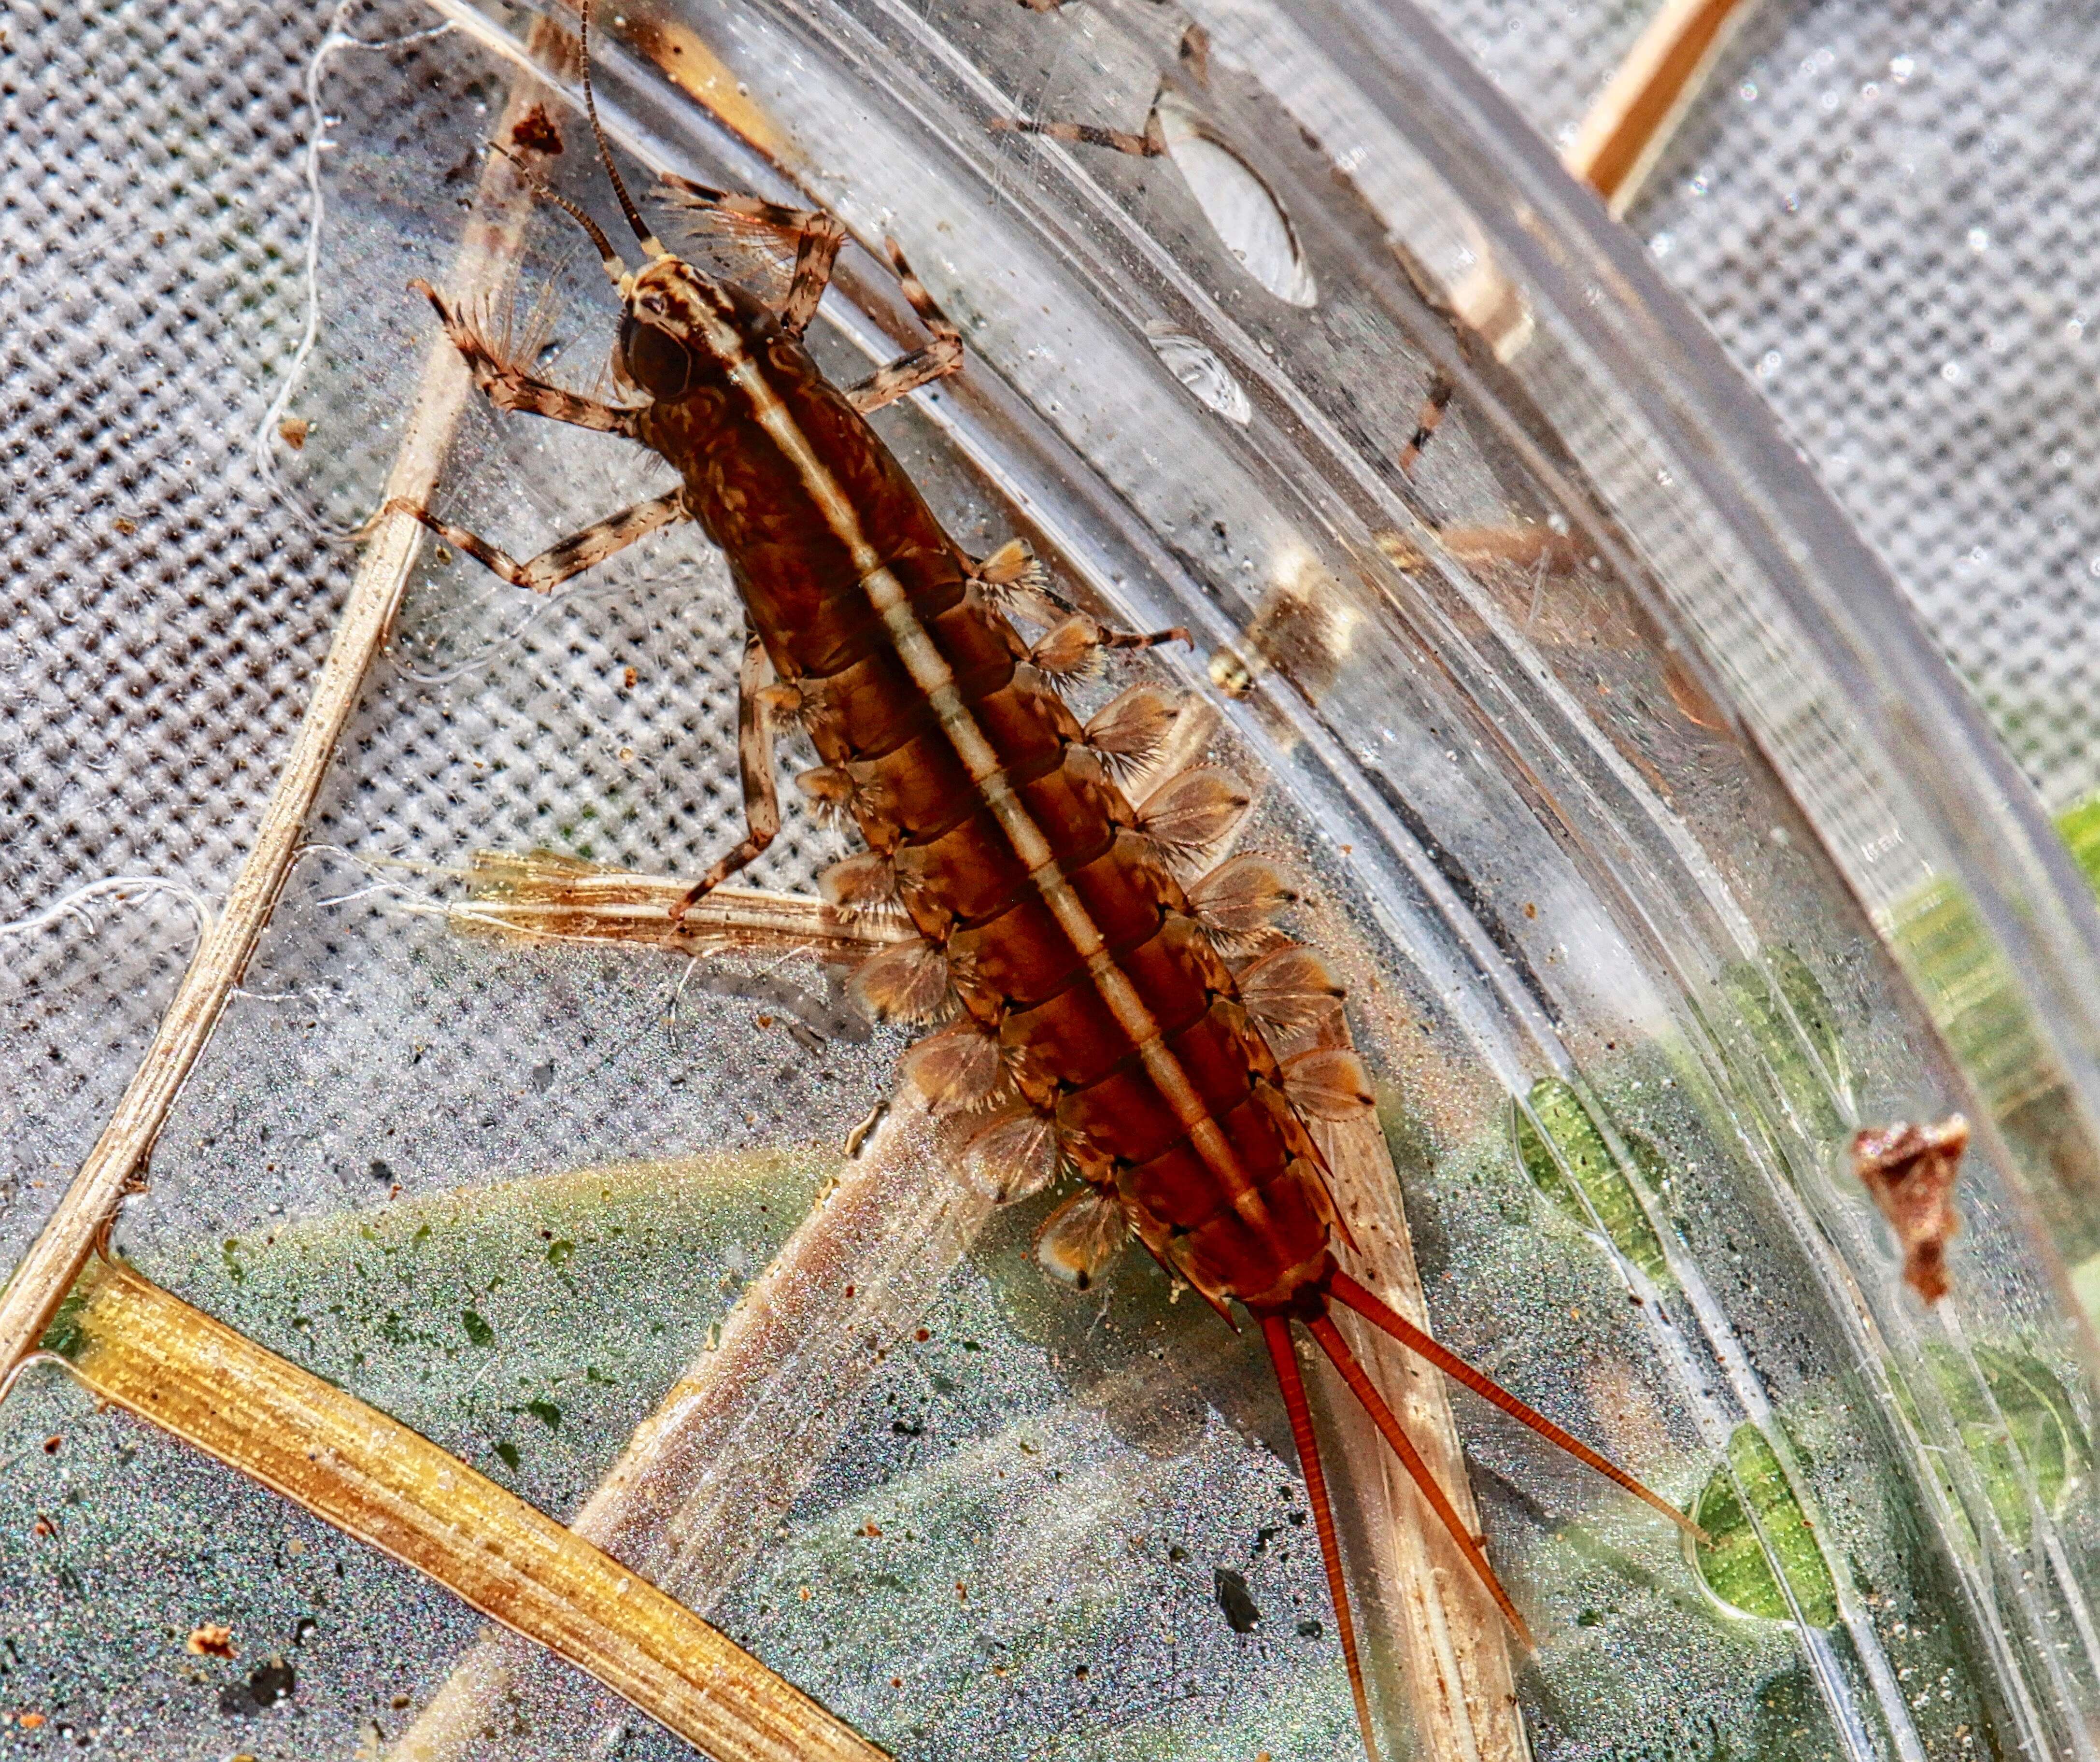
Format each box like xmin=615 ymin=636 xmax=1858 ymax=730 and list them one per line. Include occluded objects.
xmin=860 ymin=1520 xmax=882 ymax=1537
xmin=510 ymin=103 xmax=563 ymax=156
xmin=1661 ymin=651 xmax=1728 ymax=731
xmin=623 ymin=665 xmax=638 ymax=689
xmin=186 ymin=1622 xmax=237 ymax=1659
xmin=41 ymin=1435 xmax=59 ymax=1454
xmin=278 ymin=416 xmax=309 ymax=451
xmin=113 ymin=516 xmax=137 ymax=536
xmin=1852 ymin=1115 xmax=1968 ymax=1303
xmin=1207 ymin=646 xmax=1255 ymax=698
xmin=1374 ymin=531 xmax=1428 ymax=572
xmin=1176 ymin=22 xmax=1210 ymax=84
xmin=19 ymin=1713 xmax=45 ymax=1731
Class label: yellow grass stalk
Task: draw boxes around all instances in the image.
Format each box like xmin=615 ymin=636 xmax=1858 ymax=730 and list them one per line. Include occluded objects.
xmin=42 ymin=1256 xmax=888 ymax=1762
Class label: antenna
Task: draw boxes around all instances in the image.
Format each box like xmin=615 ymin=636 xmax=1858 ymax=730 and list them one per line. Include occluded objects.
xmin=580 ymin=0 xmax=667 ymax=259
xmin=489 ymin=141 xmax=628 ymax=286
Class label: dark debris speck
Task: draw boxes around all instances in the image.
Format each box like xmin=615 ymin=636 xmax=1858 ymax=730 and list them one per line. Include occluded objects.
xmin=1213 ymin=1568 xmax=1261 ymax=1634
xmin=218 ymin=1656 xmax=296 ymax=1716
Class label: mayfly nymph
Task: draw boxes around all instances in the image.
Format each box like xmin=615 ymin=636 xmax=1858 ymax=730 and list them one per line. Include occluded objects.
xmin=385 ymin=9 xmax=1701 ymax=1750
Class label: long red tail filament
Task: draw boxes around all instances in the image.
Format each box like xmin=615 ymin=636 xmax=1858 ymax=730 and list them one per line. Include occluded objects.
xmin=1263 ymin=1277 xmax=1701 ymax=1760
xmin=1307 ymin=1311 xmax=1538 ymax=1651
xmin=1327 ymin=1269 xmax=1706 ymax=1543
xmin=1262 ymin=1314 xmax=1380 ymax=1762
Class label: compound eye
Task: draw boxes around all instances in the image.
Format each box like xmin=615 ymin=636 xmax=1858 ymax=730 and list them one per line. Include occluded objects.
xmin=619 ymin=315 xmax=692 ymax=400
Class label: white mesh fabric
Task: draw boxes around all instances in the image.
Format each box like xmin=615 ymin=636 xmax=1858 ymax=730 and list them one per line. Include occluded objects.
xmin=0 ymin=0 xmax=852 ymax=1266
xmin=0 ymin=0 xmax=342 ymax=1256
xmin=1424 ymin=0 xmax=2100 ymax=813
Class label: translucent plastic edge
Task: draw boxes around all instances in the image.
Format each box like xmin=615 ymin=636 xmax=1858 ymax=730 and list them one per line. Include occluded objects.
xmin=1290 ymin=0 xmax=2100 ymax=1299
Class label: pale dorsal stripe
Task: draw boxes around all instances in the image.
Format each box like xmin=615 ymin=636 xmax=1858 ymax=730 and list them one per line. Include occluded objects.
xmin=692 ymin=301 xmax=1266 ymax=1223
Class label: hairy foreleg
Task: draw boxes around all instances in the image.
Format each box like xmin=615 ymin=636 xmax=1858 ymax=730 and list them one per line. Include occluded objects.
xmin=671 ymin=631 xmax=788 ymax=922
xmin=413 ymin=279 xmax=640 ymax=436
xmin=655 ymin=173 xmax=850 ymax=339
xmin=383 ymin=490 xmax=688 ymax=595
xmin=846 ymin=240 xmax=965 ymax=413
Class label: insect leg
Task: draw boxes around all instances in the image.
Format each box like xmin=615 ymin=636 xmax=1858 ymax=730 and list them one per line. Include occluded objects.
xmin=972 ymin=539 xmax=1188 ymax=667
xmin=1262 ymin=1315 xmax=1381 ymax=1762
xmin=845 ymin=241 xmax=965 ymax=414
xmin=384 ymin=490 xmax=689 ymax=595
xmin=670 ymin=630 xmax=785 ymax=923
xmin=1027 ymin=611 xmax=1190 ymax=679
xmin=655 ymin=173 xmax=848 ymax=339
xmin=1096 ymin=622 xmax=1188 ymax=653
xmin=1396 ymin=370 xmax=1455 ymax=477
xmin=413 ymin=279 xmax=640 ymax=436
xmin=995 ymin=108 xmax=1460 ymax=475
xmin=988 ymin=114 xmax=1166 ymax=158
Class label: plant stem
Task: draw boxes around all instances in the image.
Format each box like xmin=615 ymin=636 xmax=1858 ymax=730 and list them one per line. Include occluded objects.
xmin=46 ymin=1257 xmax=882 ymax=1762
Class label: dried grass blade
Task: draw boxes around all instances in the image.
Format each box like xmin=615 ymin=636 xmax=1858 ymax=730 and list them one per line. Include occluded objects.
xmin=1562 ymin=0 xmax=1760 ymax=216
xmin=455 ymin=850 xmax=910 ymax=963
xmin=0 ymin=22 xmax=566 ymax=1377
xmin=46 ymin=1257 xmax=886 ymax=1762
xmin=1295 ymin=921 xmax=1525 ymax=1762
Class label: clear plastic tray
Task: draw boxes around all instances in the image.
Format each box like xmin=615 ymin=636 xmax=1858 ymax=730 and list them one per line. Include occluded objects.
xmin=3 ymin=0 xmax=2098 ymax=1758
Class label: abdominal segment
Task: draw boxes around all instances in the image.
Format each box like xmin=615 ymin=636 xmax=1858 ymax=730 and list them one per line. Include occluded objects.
xmin=763 ymin=535 xmax=1340 ymax=1313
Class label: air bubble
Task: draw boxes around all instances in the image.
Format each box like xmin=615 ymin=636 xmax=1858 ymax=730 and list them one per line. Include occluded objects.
xmin=1153 ymin=94 xmax=1317 ymax=308
xmin=1145 ymin=327 xmax=1253 ymax=424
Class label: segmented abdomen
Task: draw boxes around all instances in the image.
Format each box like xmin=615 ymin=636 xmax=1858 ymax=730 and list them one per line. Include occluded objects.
xmin=681 ymin=323 xmax=1349 ymax=1313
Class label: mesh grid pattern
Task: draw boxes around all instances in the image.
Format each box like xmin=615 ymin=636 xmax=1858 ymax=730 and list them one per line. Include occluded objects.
xmin=0 ymin=0 xmax=339 ymax=913
xmin=0 ymin=0 xmax=848 ymax=1264
xmin=1424 ymin=0 xmax=2100 ymax=813
xmin=8 ymin=0 xmax=2088 ymax=1248
xmin=0 ymin=0 xmax=345 ymax=1255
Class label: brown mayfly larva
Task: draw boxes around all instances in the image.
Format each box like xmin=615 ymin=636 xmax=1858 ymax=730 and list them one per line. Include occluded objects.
xmin=385 ymin=7 xmax=1700 ymax=1752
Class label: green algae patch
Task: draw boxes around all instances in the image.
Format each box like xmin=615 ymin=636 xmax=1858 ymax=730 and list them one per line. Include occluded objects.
xmin=1720 ymin=948 xmax=1851 ymax=1143
xmin=2057 ymin=790 xmax=2100 ymax=896
xmin=1932 ymin=1343 xmax=2091 ymax=1543
xmin=1513 ymin=1078 xmax=1674 ymax=1287
xmin=129 ymin=1144 xmax=834 ymax=1507
xmin=1879 ymin=876 xmax=2051 ymax=1119
xmin=1690 ymin=1423 xmax=1839 ymax=1628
